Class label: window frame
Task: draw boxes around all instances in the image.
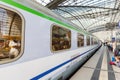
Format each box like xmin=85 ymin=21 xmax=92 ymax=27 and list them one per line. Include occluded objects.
xmin=94 ymin=38 xmax=98 ymax=44
xmin=0 ymin=4 xmax=25 ymax=64
xmin=86 ymin=36 xmax=90 ymax=46
xmin=91 ymin=37 xmax=94 ymax=45
xmin=77 ymin=33 xmax=84 ymax=47
xmin=51 ymin=24 xmax=71 ymax=53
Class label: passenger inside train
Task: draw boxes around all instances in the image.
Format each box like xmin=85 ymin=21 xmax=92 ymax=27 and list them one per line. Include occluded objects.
xmin=9 ymin=39 xmax=20 ymax=59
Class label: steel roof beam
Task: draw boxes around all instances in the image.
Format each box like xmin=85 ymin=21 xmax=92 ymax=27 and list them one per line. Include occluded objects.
xmin=56 ymin=8 xmax=86 ymax=30
xmin=88 ymin=27 xmax=108 ymax=33
xmin=46 ymin=0 xmax=66 ymax=9
xmin=57 ymin=5 xmax=119 ymax=10
xmin=63 ymin=10 xmax=118 ymax=20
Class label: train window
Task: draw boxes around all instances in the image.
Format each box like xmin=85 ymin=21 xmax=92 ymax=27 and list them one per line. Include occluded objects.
xmin=52 ymin=25 xmax=71 ymax=51
xmin=0 ymin=6 xmax=23 ymax=63
xmin=87 ymin=36 xmax=90 ymax=45
xmin=77 ymin=33 xmax=84 ymax=47
xmin=94 ymin=39 xmax=98 ymax=44
xmin=91 ymin=37 xmax=94 ymax=45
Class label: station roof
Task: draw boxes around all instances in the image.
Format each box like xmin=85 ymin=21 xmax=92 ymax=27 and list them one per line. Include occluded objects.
xmin=35 ymin=0 xmax=120 ymax=33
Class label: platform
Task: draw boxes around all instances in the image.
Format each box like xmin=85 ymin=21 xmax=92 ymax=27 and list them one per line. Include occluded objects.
xmin=70 ymin=45 xmax=120 ymax=80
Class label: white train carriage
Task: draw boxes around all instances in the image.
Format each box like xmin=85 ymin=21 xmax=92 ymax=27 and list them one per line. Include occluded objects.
xmin=0 ymin=0 xmax=101 ymax=80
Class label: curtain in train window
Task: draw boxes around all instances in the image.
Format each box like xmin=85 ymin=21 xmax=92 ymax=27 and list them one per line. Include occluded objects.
xmin=52 ymin=25 xmax=71 ymax=51
xmin=77 ymin=33 xmax=84 ymax=47
xmin=0 ymin=7 xmax=22 ymax=60
xmin=87 ymin=36 xmax=90 ymax=45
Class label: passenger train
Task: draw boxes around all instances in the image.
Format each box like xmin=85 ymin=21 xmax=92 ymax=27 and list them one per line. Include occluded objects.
xmin=0 ymin=0 xmax=101 ymax=80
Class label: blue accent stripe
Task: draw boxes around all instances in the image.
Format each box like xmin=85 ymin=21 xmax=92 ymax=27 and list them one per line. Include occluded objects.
xmin=31 ymin=46 xmax=98 ymax=80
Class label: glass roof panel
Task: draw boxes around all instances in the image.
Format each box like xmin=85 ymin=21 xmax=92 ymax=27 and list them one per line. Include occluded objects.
xmin=35 ymin=0 xmax=120 ymax=33
xmin=36 ymin=0 xmax=53 ymax=6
